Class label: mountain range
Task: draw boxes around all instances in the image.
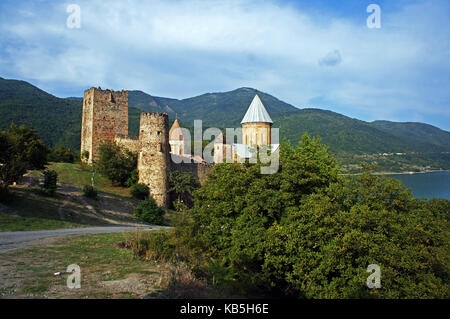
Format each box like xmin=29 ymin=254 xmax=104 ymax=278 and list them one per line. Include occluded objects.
xmin=1 ymin=76 xmax=449 ymax=172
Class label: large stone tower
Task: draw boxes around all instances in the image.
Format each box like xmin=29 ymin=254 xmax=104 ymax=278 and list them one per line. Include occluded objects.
xmin=241 ymin=93 xmax=272 ymax=146
xmin=81 ymin=87 xmax=128 ymax=164
xmin=138 ymin=112 xmax=170 ymax=207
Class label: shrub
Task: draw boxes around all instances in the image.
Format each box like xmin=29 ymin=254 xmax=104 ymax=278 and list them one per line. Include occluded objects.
xmin=41 ymin=170 xmax=58 ymax=196
xmin=47 ymin=145 xmax=74 ymax=163
xmin=124 ymin=229 xmax=174 ymax=260
xmin=134 ymin=198 xmax=165 ymax=225
xmin=168 ymin=169 xmax=200 ymax=208
xmin=125 ymin=169 xmax=139 ymax=187
xmin=163 ymin=135 xmax=450 ymax=298
xmin=0 ymin=186 xmax=13 ymax=203
xmin=81 ymin=150 xmax=89 ymax=162
xmin=0 ymin=124 xmax=48 ymax=188
xmin=130 ymin=183 xmax=149 ymax=200
xmin=82 ymin=185 xmax=98 ymax=199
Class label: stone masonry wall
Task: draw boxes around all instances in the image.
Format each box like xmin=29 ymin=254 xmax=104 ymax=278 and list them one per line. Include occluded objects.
xmin=81 ymin=88 xmax=213 ymax=209
xmin=170 ymin=161 xmax=214 ymax=185
xmin=114 ymin=134 xmax=140 ymax=153
xmin=81 ymin=87 xmax=128 ymax=164
xmin=138 ymin=112 xmax=170 ymax=207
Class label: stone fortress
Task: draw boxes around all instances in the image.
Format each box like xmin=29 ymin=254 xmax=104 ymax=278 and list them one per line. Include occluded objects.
xmin=80 ymin=87 xmax=276 ymax=207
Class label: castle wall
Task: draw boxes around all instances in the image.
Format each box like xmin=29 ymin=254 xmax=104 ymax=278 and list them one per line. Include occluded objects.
xmin=114 ymin=134 xmax=140 ymax=153
xmin=81 ymin=90 xmax=94 ymax=162
xmin=81 ymin=88 xmax=128 ymax=164
xmin=138 ymin=112 xmax=170 ymax=207
xmin=170 ymin=161 xmax=214 ymax=185
xmin=80 ymin=87 xmax=215 ymax=209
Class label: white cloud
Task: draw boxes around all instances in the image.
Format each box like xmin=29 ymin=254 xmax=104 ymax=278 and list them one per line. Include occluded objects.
xmin=0 ymin=0 xmax=449 ymax=129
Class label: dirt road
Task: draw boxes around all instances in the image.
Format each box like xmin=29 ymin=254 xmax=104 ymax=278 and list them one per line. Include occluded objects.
xmin=0 ymin=225 xmax=166 ymax=253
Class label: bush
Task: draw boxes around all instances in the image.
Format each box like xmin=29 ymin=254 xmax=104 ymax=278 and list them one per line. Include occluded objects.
xmin=130 ymin=183 xmax=149 ymax=200
xmin=157 ymin=135 xmax=450 ymax=298
xmin=168 ymin=169 xmax=200 ymax=208
xmin=82 ymin=185 xmax=98 ymax=199
xmin=41 ymin=170 xmax=58 ymax=196
xmin=124 ymin=229 xmax=174 ymax=261
xmin=0 ymin=186 xmax=13 ymax=204
xmin=134 ymin=198 xmax=165 ymax=225
xmin=47 ymin=145 xmax=74 ymax=163
xmin=125 ymin=169 xmax=139 ymax=187
xmin=81 ymin=150 xmax=89 ymax=162
xmin=1 ymin=124 xmax=48 ymax=188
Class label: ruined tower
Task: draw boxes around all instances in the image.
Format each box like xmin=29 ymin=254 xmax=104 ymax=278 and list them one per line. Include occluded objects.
xmin=138 ymin=112 xmax=170 ymax=207
xmin=81 ymin=88 xmax=128 ymax=164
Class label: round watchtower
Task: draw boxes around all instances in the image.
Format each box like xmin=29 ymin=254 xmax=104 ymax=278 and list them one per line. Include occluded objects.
xmin=137 ymin=112 xmax=170 ymax=207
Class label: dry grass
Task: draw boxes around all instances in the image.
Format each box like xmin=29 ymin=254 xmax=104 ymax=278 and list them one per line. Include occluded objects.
xmin=158 ymin=263 xmax=214 ymax=299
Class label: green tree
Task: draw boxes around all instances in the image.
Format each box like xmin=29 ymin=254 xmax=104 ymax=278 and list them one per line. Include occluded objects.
xmin=185 ymin=134 xmax=342 ymax=293
xmin=0 ymin=124 xmax=48 ymax=194
xmin=125 ymin=169 xmax=139 ymax=187
xmin=130 ymin=183 xmax=149 ymax=200
xmin=96 ymin=141 xmax=137 ymax=186
xmin=82 ymin=185 xmax=98 ymax=199
xmin=41 ymin=170 xmax=58 ymax=196
xmin=262 ymin=168 xmax=449 ymax=298
xmin=164 ymin=135 xmax=449 ymax=298
xmin=134 ymin=198 xmax=165 ymax=225
xmin=168 ymin=169 xmax=200 ymax=208
xmin=7 ymin=124 xmax=48 ymax=170
xmin=48 ymin=144 xmax=74 ymax=163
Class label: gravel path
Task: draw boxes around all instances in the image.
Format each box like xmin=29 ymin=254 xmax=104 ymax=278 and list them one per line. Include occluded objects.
xmin=0 ymin=225 xmax=167 ymax=253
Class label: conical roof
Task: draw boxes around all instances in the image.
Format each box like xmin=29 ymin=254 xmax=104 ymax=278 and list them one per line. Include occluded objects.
xmin=240 ymin=94 xmax=273 ymax=124
xmin=169 ymin=115 xmax=184 ymax=140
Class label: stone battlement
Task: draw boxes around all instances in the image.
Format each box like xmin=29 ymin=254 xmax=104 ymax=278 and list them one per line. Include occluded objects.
xmin=140 ymin=112 xmax=168 ymax=118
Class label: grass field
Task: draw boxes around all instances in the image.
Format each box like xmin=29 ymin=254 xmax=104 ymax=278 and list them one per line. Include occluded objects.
xmin=0 ymin=232 xmax=171 ymax=298
xmin=0 ymin=187 xmax=107 ymax=231
xmin=1 ymin=162 xmax=177 ymax=231
xmin=0 ymin=213 xmax=86 ymax=232
xmin=42 ymin=162 xmax=132 ymax=198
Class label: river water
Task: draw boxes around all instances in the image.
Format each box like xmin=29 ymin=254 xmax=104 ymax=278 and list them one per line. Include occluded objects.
xmin=384 ymin=171 xmax=450 ymax=200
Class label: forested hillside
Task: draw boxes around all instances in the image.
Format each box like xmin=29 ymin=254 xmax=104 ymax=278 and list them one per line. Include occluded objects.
xmin=1 ymin=77 xmax=449 ymax=172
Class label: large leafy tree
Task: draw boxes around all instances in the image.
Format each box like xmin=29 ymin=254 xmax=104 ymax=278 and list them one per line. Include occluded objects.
xmin=189 ymin=134 xmax=342 ymax=291
xmin=170 ymin=134 xmax=449 ymax=298
xmin=263 ymin=167 xmax=449 ymax=298
xmin=96 ymin=141 xmax=137 ymax=186
xmin=168 ymin=169 xmax=200 ymax=207
xmin=0 ymin=124 xmax=48 ymax=189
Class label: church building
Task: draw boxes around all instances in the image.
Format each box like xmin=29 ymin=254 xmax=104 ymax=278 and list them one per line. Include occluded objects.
xmin=169 ymin=91 xmax=278 ymax=163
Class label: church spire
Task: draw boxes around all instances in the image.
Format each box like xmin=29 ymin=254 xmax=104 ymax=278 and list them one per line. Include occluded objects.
xmin=240 ymin=93 xmax=273 ymax=124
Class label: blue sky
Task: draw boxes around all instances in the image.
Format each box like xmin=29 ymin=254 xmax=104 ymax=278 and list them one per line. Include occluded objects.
xmin=0 ymin=0 xmax=449 ymax=131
